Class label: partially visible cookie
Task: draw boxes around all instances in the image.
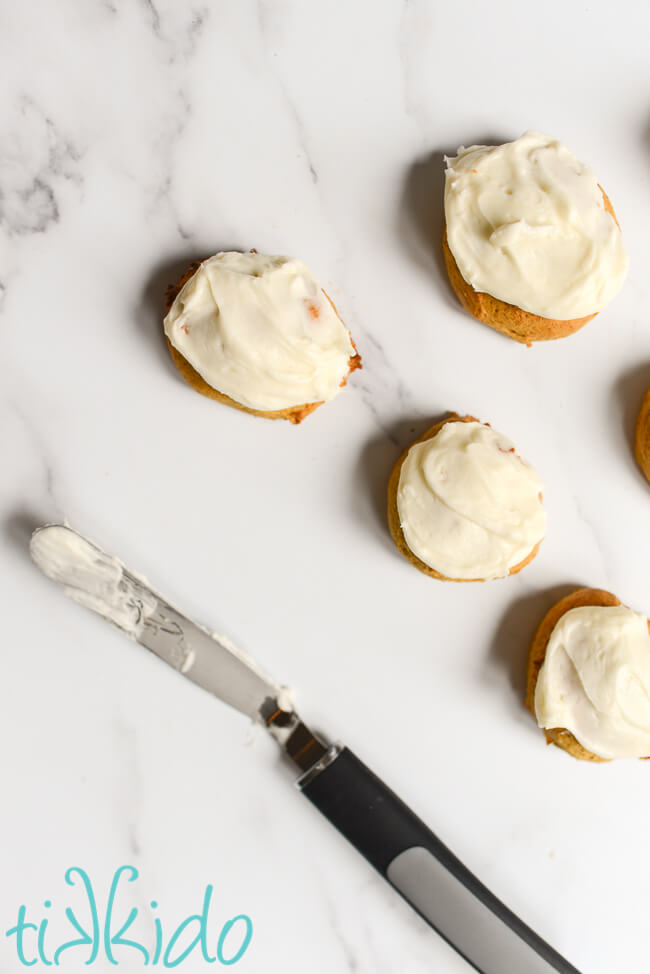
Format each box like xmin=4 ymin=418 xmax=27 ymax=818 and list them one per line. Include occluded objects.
xmin=164 ymin=253 xmax=361 ymax=424
xmin=634 ymin=387 xmax=650 ymax=483
xmin=527 ymin=588 xmax=650 ymax=762
xmin=387 ymin=414 xmax=545 ymax=581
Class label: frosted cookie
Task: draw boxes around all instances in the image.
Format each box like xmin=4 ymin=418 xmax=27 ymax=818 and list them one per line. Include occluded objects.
xmin=527 ymin=588 xmax=650 ymax=761
xmin=634 ymin=388 xmax=650 ymax=484
xmin=387 ymin=414 xmax=546 ymax=581
xmin=443 ymin=132 xmax=628 ymax=344
xmin=164 ymin=252 xmax=361 ymax=423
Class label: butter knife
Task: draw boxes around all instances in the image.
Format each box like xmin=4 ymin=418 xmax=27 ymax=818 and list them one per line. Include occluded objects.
xmin=30 ymin=524 xmax=581 ymax=974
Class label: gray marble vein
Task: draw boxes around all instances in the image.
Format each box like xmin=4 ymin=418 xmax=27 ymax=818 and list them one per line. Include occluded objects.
xmin=146 ymin=89 xmax=194 ymax=237
xmin=256 ymin=1 xmax=319 ymax=185
xmin=345 ymin=323 xmax=416 ymax=440
xmin=113 ymin=716 xmax=143 ymax=859
xmin=570 ymin=497 xmax=611 ymax=584
xmin=0 ymin=96 xmax=84 ymax=238
xmin=132 ymin=9 xmax=209 ymax=237
xmin=398 ymin=0 xmax=431 ymax=142
xmin=142 ymin=0 xmax=162 ymax=37
xmin=9 ymin=402 xmax=62 ymax=516
xmin=138 ymin=0 xmax=209 ymax=60
xmin=320 ymin=881 xmax=361 ymax=973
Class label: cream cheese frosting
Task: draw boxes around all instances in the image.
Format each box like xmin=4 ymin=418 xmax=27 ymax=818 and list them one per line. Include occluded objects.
xmin=396 ymin=421 xmax=545 ymax=580
xmin=534 ymin=605 xmax=650 ymax=759
xmin=444 ymin=131 xmax=628 ymax=319
xmin=164 ymin=251 xmax=356 ymax=411
xmin=30 ymin=524 xmax=158 ymax=636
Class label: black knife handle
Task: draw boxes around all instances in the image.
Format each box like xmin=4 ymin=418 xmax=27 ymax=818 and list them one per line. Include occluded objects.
xmin=298 ymin=747 xmax=581 ymax=974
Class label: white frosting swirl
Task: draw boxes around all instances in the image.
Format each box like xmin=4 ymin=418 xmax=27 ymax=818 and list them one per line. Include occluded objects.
xmin=396 ymin=421 xmax=545 ymax=580
xmin=164 ymin=252 xmax=356 ymax=411
xmin=534 ymin=605 xmax=650 ymax=759
xmin=444 ymin=131 xmax=628 ymax=319
xmin=30 ymin=525 xmax=157 ymax=635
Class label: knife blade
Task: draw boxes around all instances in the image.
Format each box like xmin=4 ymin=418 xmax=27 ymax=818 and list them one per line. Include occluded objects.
xmin=30 ymin=523 xmax=582 ymax=974
xmin=29 ymin=523 xmax=327 ymax=770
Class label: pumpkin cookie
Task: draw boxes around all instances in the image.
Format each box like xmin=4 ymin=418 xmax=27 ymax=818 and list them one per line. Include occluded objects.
xmin=164 ymin=252 xmax=361 ymax=424
xmin=387 ymin=414 xmax=545 ymax=581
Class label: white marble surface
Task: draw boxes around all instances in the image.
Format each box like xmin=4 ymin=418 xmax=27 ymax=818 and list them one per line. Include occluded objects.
xmin=2 ymin=1 xmax=650 ymax=971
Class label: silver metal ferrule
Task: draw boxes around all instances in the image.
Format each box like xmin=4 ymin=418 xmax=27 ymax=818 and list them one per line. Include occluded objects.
xmin=262 ymin=699 xmax=330 ymax=774
xmin=295 ymin=744 xmax=342 ymax=790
